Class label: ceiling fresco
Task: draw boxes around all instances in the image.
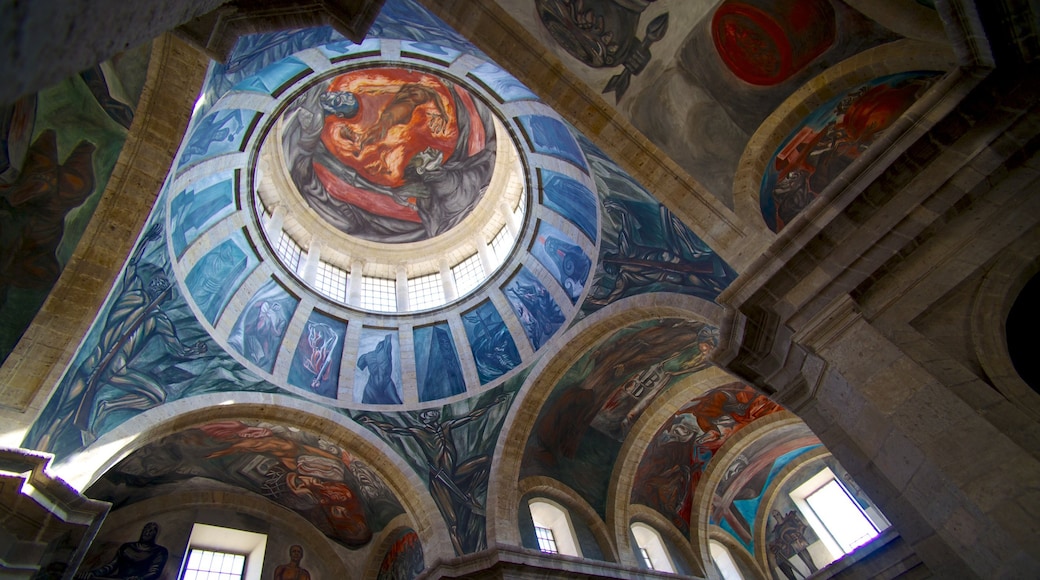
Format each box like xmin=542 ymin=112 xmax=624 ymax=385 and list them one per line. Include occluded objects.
xmin=86 ymin=420 xmax=405 ymax=550
xmin=760 ymin=70 xmax=942 ymax=231
xmin=18 ymin=0 xmax=921 ymax=574
xmin=497 ymin=0 xmax=926 ymax=207
xmin=282 ymin=66 xmax=498 ymax=243
xmin=521 ymin=318 xmax=719 ymax=516
xmin=0 ymin=43 xmax=151 ymax=367
xmin=630 ymin=382 xmax=784 ymax=535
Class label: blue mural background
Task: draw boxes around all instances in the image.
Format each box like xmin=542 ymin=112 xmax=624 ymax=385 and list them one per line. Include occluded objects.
xmin=228 ymin=279 xmax=299 ymax=373
xmin=461 ymin=301 xmax=521 ymax=385
xmin=519 ymin=115 xmax=587 ymax=173
xmin=531 ymin=220 xmax=591 ymax=304
xmin=503 ymin=267 xmax=564 ymax=350
xmin=355 ymin=370 xmax=527 ymax=555
xmin=184 ymin=232 xmax=255 ymax=325
xmin=540 ymin=169 xmax=598 ymax=243
xmin=576 ymin=132 xmax=736 ymax=319
xmin=288 ymin=310 xmax=346 ymax=399
xmin=414 ymin=323 xmax=466 ymax=403
xmin=169 ymin=171 xmax=236 ymax=258
xmin=355 ymin=328 xmax=404 ymax=405
xmin=23 ymin=215 xmax=281 ymax=458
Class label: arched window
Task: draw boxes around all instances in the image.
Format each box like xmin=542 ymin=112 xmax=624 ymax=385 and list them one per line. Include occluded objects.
xmin=529 ymin=498 xmax=582 ymax=557
xmin=709 ymin=540 xmax=743 ymax=580
xmin=630 ymin=522 xmax=675 ymax=573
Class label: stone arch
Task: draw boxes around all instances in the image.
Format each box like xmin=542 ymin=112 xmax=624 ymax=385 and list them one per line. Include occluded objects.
xmin=690 ymin=412 xmax=807 ymax=575
xmin=517 ymin=475 xmax=618 ymax=563
xmin=52 ymin=393 xmax=454 ymax=565
xmin=486 ymin=293 xmax=723 ymax=548
xmin=972 ymin=228 xmax=1040 ymax=420
xmin=732 ymin=39 xmax=956 ymax=234
xmin=628 ymin=503 xmax=702 ymax=575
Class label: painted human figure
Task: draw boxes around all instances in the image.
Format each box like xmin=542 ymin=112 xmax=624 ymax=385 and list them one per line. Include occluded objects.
xmin=77 ymin=522 xmax=168 ymax=580
xmin=355 ymin=83 xmax=449 ymax=151
xmin=273 ymin=545 xmax=311 ymax=580
xmin=357 ymin=334 xmax=401 ymax=405
xmin=769 ymin=510 xmax=818 ymax=579
xmin=35 ymin=223 xmax=206 ymax=449
xmin=360 ymin=393 xmax=509 ymax=554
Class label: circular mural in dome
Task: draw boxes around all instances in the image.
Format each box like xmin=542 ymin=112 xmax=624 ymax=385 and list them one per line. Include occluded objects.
xmin=282 ymin=67 xmax=497 ymax=243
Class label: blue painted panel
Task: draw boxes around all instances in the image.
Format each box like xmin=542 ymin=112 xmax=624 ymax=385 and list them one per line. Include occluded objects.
xmin=228 ymin=279 xmax=298 ymax=373
xmin=232 ymin=56 xmax=310 ymax=94
xmin=177 ymin=109 xmax=255 ymax=170
xmin=503 ymin=267 xmax=564 ymax=350
xmin=518 ymin=115 xmax=587 ymax=172
xmin=288 ymin=310 xmax=346 ymax=399
xmin=401 ymin=40 xmax=461 ymax=64
xmin=184 ymin=233 xmax=257 ymax=324
xmin=170 ymin=173 xmax=235 ymax=257
xmin=462 ymin=301 xmax=520 ymax=385
xmin=318 ymin=37 xmax=382 ymax=59
xmin=469 ymin=63 xmax=537 ymax=102
xmin=531 ymin=221 xmax=591 ymax=304
xmin=355 ymin=329 xmax=404 ymax=405
xmin=369 ymin=0 xmax=484 ymax=58
xmin=541 ymin=170 xmax=598 ymax=242
xmin=414 ymin=323 xmax=466 ymax=402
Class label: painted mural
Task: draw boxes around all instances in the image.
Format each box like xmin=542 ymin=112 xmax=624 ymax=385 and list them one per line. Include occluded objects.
xmin=522 ymin=319 xmax=719 ymax=516
xmin=89 ymin=420 xmax=405 ymax=550
xmin=357 ymin=377 xmax=523 ymax=555
xmin=355 ymin=328 xmax=404 ymax=405
xmin=508 ymin=0 xmax=911 ymax=205
xmin=0 ymin=45 xmax=150 ymax=366
xmin=630 ymin=382 xmax=784 ymax=535
xmin=414 ymin=322 xmax=466 ymax=402
xmin=709 ymin=427 xmax=820 ymax=551
xmin=535 ymin=0 xmax=669 ymax=102
xmin=461 ymin=300 xmax=521 ymax=385
xmin=282 ymin=67 xmax=497 ymax=243
xmin=531 ymin=220 xmax=591 ymax=304
xmin=169 ymin=171 xmax=236 ymax=258
xmin=273 ymin=545 xmax=313 ymax=580
xmin=763 ymin=456 xmax=888 ymax=579
xmin=503 ymin=267 xmax=565 ymax=350
xmin=23 ymin=216 xmax=281 ymax=459
xmin=540 ymin=169 xmax=598 ymax=242
xmin=377 ymin=529 xmax=424 ymax=580
xmin=518 ymin=115 xmax=587 ymax=172
xmin=76 ymin=521 xmax=170 ymax=580
xmin=288 ymin=310 xmax=347 ymax=399
xmin=228 ymin=279 xmax=299 ymax=373
xmin=184 ymin=232 xmax=255 ymax=325
xmin=760 ymin=70 xmax=941 ymax=231
xmin=577 ymin=134 xmax=736 ymax=319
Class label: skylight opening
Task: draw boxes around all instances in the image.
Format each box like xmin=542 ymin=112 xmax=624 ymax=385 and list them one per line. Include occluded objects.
xmin=181 ymin=549 xmax=246 ymax=580
xmin=804 ymin=479 xmax=879 ymax=553
xmin=314 ymin=262 xmax=348 ymax=303
xmin=452 ymin=253 xmax=486 ymax=296
xmin=534 ymin=525 xmax=559 ymax=554
xmin=361 ymin=276 xmax=397 ymax=313
xmin=275 ymin=232 xmax=303 ymax=274
xmin=408 ymin=272 xmax=445 ymax=311
xmin=488 ymin=225 xmax=513 ymax=266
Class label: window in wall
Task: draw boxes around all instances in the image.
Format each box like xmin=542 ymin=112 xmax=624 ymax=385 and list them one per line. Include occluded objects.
xmin=361 ymin=276 xmax=397 ymax=312
xmin=529 ymin=499 xmax=581 ymax=557
xmin=182 ymin=549 xmax=245 ymax=580
xmin=709 ymin=540 xmax=744 ymax=580
xmin=488 ymin=225 xmax=513 ymax=266
xmin=452 ymin=253 xmax=486 ymax=296
xmin=408 ymin=272 xmax=445 ymax=311
xmin=790 ymin=467 xmax=889 ymax=559
xmin=314 ymin=261 xmax=347 ymax=303
xmin=275 ymin=232 xmax=303 ymax=274
xmin=534 ymin=525 xmax=559 ymax=554
xmin=630 ymin=522 xmax=674 ymax=573
xmin=178 ymin=524 xmax=267 ymax=580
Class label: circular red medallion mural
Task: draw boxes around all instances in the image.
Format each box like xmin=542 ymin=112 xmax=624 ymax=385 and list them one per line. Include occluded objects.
xmin=281 ymin=67 xmax=497 ymax=243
